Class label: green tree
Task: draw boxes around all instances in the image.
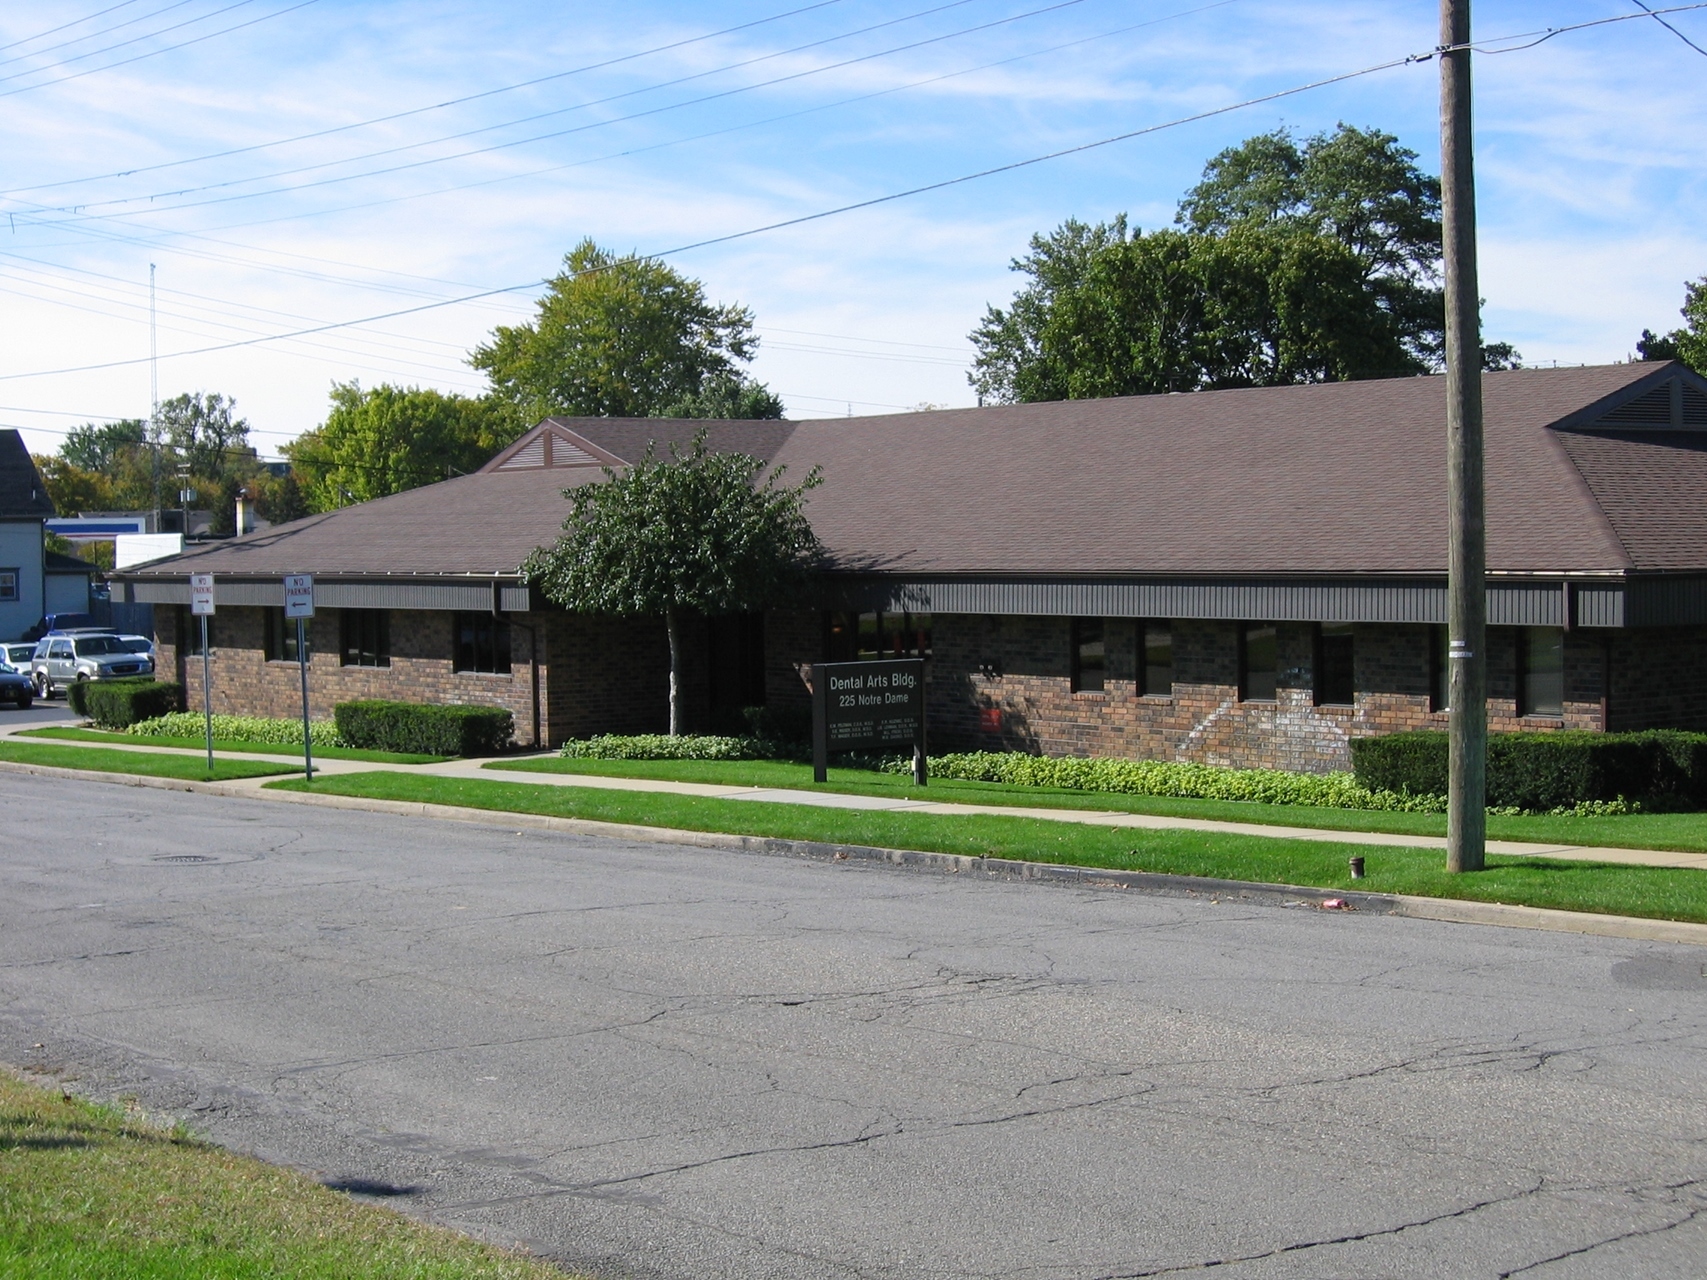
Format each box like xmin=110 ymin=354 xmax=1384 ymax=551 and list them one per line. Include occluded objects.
xmin=287 ymin=382 xmax=518 ymax=512
xmin=253 ymin=471 xmax=310 ymax=526
xmin=473 ymin=239 xmax=782 ymax=421
xmin=1638 ymin=276 xmax=1707 ymax=375
xmin=971 ymin=219 xmax=1418 ymax=401
xmin=157 ymin=392 xmax=251 ymax=481
xmin=523 ymin=432 xmax=822 ymax=734
xmin=61 ymin=419 xmax=147 ymax=474
xmin=32 ymin=455 xmax=116 ymax=517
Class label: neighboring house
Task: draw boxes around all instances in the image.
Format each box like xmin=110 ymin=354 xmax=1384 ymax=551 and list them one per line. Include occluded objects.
xmin=0 ymin=430 xmax=55 ymax=642
xmin=44 ymin=549 xmax=96 ymax=619
xmin=111 ymin=362 xmax=1707 ymax=769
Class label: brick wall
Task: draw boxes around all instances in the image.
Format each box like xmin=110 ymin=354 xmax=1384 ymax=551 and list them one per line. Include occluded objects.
xmin=161 ymin=606 xmax=543 ymax=746
xmin=1607 ymin=625 xmax=1707 ymax=731
xmin=918 ymin=616 xmax=1646 ymax=773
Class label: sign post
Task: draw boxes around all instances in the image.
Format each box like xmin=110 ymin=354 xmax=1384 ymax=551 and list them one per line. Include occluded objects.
xmin=810 ymin=658 xmax=927 ymax=787
xmin=189 ymin=573 xmax=215 ymax=773
xmin=283 ymin=574 xmax=315 ymax=779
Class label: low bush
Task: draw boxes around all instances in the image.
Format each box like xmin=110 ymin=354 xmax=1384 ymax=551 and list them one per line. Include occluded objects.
xmin=562 ymin=733 xmax=766 ymax=760
xmin=335 ymin=700 xmax=513 ymax=757
xmin=1352 ymin=729 xmax=1707 ymax=810
xmin=74 ymin=679 xmax=183 ymax=729
xmin=128 ymin=712 xmax=342 ymax=747
xmin=885 ymin=751 xmax=1449 ymax=813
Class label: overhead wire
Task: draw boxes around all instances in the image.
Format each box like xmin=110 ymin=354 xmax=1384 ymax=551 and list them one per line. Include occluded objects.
xmin=0 ymin=0 xmax=858 ymax=196
xmin=0 ymin=0 xmax=201 ymax=70
xmin=15 ymin=0 xmax=1070 ymax=221
xmin=0 ymin=1 xmax=148 ymax=56
xmin=0 ymin=0 xmax=322 ymax=99
xmin=1629 ymin=0 xmax=1707 ymax=55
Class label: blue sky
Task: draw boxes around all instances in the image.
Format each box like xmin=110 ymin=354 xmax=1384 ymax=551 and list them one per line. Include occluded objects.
xmin=1 ymin=0 xmax=1704 ymax=458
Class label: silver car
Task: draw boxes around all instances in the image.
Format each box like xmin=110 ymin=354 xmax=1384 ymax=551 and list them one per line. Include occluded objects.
xmin=2 ymin=643 xmax=35 ymax=668
xmin=31 ymin=633 xmax=155 ymax=698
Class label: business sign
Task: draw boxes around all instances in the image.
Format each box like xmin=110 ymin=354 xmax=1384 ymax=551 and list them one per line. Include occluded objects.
xmin=46 ymin=516 xmax=149 ymax=541
xmin=811 ymin=658 xmax=926 ymax=784
xmin=189 ymin=573 xmax=215 ymax=616
xmin=283 ymin=574 xmax=315 ymax=619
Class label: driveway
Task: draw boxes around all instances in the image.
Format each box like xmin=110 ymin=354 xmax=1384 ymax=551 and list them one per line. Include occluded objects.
xmin=1 ymin=773 xmax=1703 ymax=1279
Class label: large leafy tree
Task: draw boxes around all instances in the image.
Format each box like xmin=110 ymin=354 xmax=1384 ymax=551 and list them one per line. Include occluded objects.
xmin=973 ymin=124 xmax=1521 ymax=403
xmin=1638 ymin=276 xmax=1707 ymax=375
xmin=523 ymin=432 xmax=822 ymax=734
xmin=971 ymin=217 xmax=1419 ymax=401
xmin=473 ymin=239 xmax=782 ymax=422
xmin=61 ymin=419 xmax=147 ymax=474
xmin=157 ymin=391 xmax=252 ymax=481
xmin=287 ymin=382 xmax=518 ymax=511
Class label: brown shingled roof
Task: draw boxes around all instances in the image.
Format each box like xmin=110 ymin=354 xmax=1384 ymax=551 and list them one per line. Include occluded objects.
xmin=119 ymin=363 xmax=1706 ymax=583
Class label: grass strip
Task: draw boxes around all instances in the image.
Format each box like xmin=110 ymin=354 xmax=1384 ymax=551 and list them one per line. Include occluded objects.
xmin=0 ymin=741 xmax=295 ymax=782
xmin=0 ymin=1068 xmax=574 ymax=1279
xmin=276 ymin=771 xmax=1707 ymax=924
xmin=22 ymin=726 xmax=444 ymax=765
xmin=489 ymin=756 xmax=1707 ymax=854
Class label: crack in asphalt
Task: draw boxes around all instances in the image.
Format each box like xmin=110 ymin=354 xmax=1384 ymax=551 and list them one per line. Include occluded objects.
xmin=1496 ymin=1179 xmax=1707 ymax=1278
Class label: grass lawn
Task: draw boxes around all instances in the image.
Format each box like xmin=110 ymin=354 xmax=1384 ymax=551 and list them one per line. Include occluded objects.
xmin=275 ymin=771 xmax=1707 ymax=924
xmin=0 ymin=740 xmax=296 ymax=782
xmin=0 ymin=1069 xmax=574 ymax=1279
xmin=489 ymin=755 xmax=1707 ymax=854
xmin=22 ymin=726 xmax=445 ymax=765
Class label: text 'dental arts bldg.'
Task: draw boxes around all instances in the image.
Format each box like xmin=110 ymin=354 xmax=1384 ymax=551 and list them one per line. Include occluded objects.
xmin=110 ymin=362 xmax=1707 ymax=771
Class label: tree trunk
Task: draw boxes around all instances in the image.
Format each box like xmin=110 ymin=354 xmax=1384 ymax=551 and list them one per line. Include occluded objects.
xmin=666 ymin=605 xmax=682 ymax=737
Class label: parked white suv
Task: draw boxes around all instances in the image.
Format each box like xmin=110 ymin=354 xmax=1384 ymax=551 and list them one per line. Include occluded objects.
xmin=31 ymin=632 xmax=155 ymax=698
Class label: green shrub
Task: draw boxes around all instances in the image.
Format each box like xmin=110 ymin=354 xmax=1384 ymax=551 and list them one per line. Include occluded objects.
xmin=128 ymin=712 xmax=342 ymax=747
xmin=335 ymin=700 xmax=513 ymax=757
xmin=1352 ymin=729 xmax=1707 ymax=810
xmin=76 ymin=679 xmax=183 ymax=729
xmin=887 ymin=751 xmax=1448 ymax=813
xmin=561 ymin=733 xmax=765 ymax=760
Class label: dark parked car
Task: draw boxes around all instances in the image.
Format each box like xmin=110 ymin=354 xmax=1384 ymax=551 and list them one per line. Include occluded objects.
xmin=0 ymin=661 xmax=32 ymax=709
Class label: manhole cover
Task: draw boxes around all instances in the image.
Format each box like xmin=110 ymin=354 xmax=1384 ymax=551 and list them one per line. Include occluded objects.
xmin=153 ymin=854 xmax=216 ymax=864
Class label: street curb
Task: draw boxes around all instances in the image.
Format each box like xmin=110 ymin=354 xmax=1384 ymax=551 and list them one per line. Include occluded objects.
xmin=6 ymin=758 xmax=1707 ymax=948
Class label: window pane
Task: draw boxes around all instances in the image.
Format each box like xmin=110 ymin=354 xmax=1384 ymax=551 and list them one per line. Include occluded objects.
xmin=1316 ymin=623 xmax=1355 ymax=706
xmin=825 ymin=611 xmax=856 ymax=662
xmin=1523 ymin=627 xmax=1564 ymax=717
xmin=1142 ymin=621 xmax=1173 ymax=697
xmin=1242 ymin=623 xmax=1277 ymax=701
xmin=1073 ymin=618 xmax=1105 ymax=692
xmin=856 ymin=611 xmax=880 ymax=660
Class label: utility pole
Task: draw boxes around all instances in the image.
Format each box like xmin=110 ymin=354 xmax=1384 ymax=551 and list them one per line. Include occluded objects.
xmin=1441 ymin=0 xmax=1486 ymax=873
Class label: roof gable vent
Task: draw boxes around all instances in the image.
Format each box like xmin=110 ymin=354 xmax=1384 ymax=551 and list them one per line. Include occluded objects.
xmin=1685 ymin=382 xmax=1707 ymax=427
xmin=496 ymin=434 xmax=547 ymax=469
xmin=490 ymin=425 xmax=617 ymax=471
xmin=1595 ymin=382 xmax=1674 ymax=427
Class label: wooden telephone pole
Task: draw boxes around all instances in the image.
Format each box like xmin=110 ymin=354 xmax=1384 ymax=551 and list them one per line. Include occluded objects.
xmin=1442 ymin=0 xmax=1486 ymax=873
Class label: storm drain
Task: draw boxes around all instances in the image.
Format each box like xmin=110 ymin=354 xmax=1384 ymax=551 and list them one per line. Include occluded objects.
xmin=153 ymin=854 xmax=216 ymax=864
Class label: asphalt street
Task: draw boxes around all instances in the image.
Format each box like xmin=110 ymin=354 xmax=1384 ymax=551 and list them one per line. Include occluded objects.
xmin=1 ymin=773 xmax=1704 ymax=1279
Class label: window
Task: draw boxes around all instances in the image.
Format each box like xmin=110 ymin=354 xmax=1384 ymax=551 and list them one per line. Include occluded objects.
xmin=340 ymin=609 xmax=390 ymax=668
xmin=0 ymin=569 xmax=16 ymax=603
xmin=182 ymin=608 xmax=213 ymax=656
xmin=1140 ymin=620 xmax=1173 ymax=697
xmin=1240 ymin=623 xmax=1278 ymax=701
xmin=1519 ymin=626 xmax=1564 ymax=717
xmin=824 ymin=611 xmax=931 ymax=662
xmin=1430 ymin=625 xmax=1450 ymax=712
xmin=263 ymin=608 xmax=308 ymax=662
xmin=455 ymin=613 xmax=511 ymax=674
xmin=1071 ymin=618 xmax=1105 ymax=693
xmin=1315 ymin=623 xmax=1355 ymax=706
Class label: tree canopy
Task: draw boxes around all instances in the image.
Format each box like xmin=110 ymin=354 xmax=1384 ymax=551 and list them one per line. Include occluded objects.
xmin=1638 ymin=276 xmax=1707 ymax=375
xmin=286 ymin=382 xmax=518 ymax=512
xmin=473 ymin=239 xmax=783 ymax=422
xmin=523 ymin=431 xmax=822 ymax=733
xmin=156 ymin=392 xmax=253 ymax=482
xmin=971 ymin=124 xmax=1520 ymax=403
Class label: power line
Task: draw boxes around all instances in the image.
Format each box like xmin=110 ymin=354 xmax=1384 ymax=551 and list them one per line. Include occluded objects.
xmin=0 ymin=0 xmax=321 ymax=99
xmin=0 ymin=0 xmax=198 ymax=70
xmin=0 ymin=0 xmax=151 ymax=58
xmin=0 ymin=0 xmax=857 ymax=196
xmin=1629 ymin=0 xmax=1707 ymax=56
xmin=16 ymin=0 xmax=1044 ymax=221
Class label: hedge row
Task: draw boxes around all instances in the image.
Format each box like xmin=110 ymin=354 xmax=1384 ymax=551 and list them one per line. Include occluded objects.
xmin=128 ymin=712 xmax=342 ymax=747
xmin=1351 ymin=730 xmax=1707 ymax=810
xmin=561 ymin=734 xmax=767 ymax=761
xmin=334 ymin=700 xmax=513 ymax=756
xmin=888 ymin=751 xmax=1450 ymax=813
xmin=70 ymin=678 xmax=183 ymax=729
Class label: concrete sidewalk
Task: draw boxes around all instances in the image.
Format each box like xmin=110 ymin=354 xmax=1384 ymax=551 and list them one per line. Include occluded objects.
xmin=8 ymin=720 xmax=1707 ymax=870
